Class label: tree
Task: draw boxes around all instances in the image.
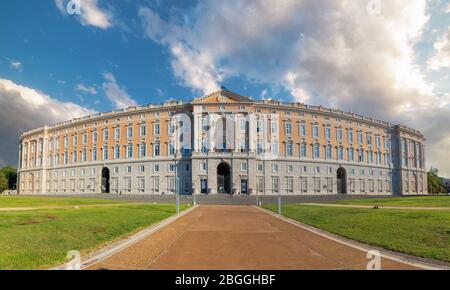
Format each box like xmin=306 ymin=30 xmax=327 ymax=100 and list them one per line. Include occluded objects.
xmin=427 ymin=167 xmax=445 ymax=194
xmin=0 ymin=166 xmax=17 ymax=192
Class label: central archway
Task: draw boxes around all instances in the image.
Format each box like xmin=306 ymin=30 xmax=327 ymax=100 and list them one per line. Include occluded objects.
xmin=101 ymin=167 xmax=110 ymax=193
xmin=337 ymin=167 xmax=347 ymax=194
xmin=217 ymin=162 xmax=231 ymax=194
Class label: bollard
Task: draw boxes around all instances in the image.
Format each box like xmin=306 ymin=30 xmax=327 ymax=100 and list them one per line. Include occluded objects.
xmin=256 ymin=196 xmax=259 ymax=206
xmin=176 ymin=194 xmax=180 ymax=214
xmin=193 ymin=195 xmax=197 ymax=206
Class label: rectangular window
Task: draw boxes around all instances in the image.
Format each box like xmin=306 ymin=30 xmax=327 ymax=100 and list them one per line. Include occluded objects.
xmin=154 ymin=123 xmax=160 ymax=136
xmin=337 ymin=128 xmax=343 ymax=141
xmin=286 ymin=177 xmax=294 ymax=193
xmin=358 ymin=132 xmax=363 ymax=145
xmin=103 ymin=147 xmax=108 ymax=160
xmin=73 ymin=135 xmax=78 ymax=146
xmin=272 ymin=177 xmax=279 ymax=193
xmin=154 ymin=143 xmax=161 ymax=156
xmin=139 ymin=178 xmax=145 ymax=192
xmin=299 ymin=124 xmax=306 ymax=137
xmin=285 ymin=122 xmax=292 ymax=136
xmin=127 ymin=144 xmax=133 ymax=158
xmin=348 ymin=130 xmax=353 ymax=143
xmin=127 ymin=127 xmax=133 ymax=139
xmin=82 ymin=133 xmax=87 ymax=145
xmin=92 ymin=131 xmax=98 ymax=144
xmin=272 ymin=164 xmax=278 ymax=173
xmin=312 ymin=125 xmax=319 ymax=138
xmin=257 ymin=177 xmax=264 ymax=193
xmin=313 ymin=144 xmax=320 ymax=159
xmin=103 ymin=129 xmax=109 ymax=141
xmin=114 ymin=128 xmax=120 ymax=140
xmin=140 ymin=125 xmax=147 ymax=137
xmin=139 ymin=144 xmax=146 ymax=158
xmin=325 ymin=127 xmax=331 ymax=140
xmin=114 ymin=146 xmax=120 ymax=159
xmin=301 ymin=177 xmax=308 ymax=193
xmin=241 ymin=162 xmax=247 ymax=172
xmin=286 ymin=142 xmax=293 ymax=157
xmin=300 ymin=144 xmax=307 ymax=158
xmin=314 ymin=178 xmax=321 ymax=193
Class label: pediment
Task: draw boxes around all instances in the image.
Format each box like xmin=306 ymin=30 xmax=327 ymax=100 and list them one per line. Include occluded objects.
xmin=192 ymin=89 xmax=254 ymax=104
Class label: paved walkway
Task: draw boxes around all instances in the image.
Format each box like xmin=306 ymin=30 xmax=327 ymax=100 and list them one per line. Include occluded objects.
xmin=86 ymin=205 xmax=420 ymax=270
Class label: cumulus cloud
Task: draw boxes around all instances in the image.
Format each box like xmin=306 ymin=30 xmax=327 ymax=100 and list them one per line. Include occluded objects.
xmin=427 ymin=26 xmax=450 ymax=70
xmin=139 ymin=0 xmax=450 ymax=176
xmin=75 ymin=83 xmax=97 ymax=94
xmin=101 ymin=72 xmax=138 ymax=109
xmin=54 ymin=0 xmax=113 ymax=29
xmin=0 ymin=78 xmax=94 ymax=167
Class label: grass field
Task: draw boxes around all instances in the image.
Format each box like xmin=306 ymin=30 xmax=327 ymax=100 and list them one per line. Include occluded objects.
xmin=0 ymin=196 xmax=122 ymax=208
xmin=333 ymin=196 xmax=450 ymax=207
xmin=264 ymin=203 xmax=450 ymax=263
xmin=0 ymin=202 xmax=188 ymax=269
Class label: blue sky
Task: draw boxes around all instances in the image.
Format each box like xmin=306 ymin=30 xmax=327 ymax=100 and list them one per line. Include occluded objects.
xmin=0 ymin=0 xmax=449 ymax=175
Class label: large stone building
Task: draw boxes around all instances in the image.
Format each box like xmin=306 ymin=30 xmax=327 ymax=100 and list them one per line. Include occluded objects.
xmin=17 ymin=89 xmax=427 ymax=196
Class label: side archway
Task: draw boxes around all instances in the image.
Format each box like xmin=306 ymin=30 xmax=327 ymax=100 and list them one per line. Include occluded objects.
xmin=337 ymin=167 xmax=347 ymax=194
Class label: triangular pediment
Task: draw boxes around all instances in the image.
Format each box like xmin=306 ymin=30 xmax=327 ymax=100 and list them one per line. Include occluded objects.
xmin=192 ymin=89 xmax=254 ymax=104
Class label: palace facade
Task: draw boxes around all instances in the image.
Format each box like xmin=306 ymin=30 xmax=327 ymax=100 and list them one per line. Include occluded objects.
xmin=17 ymin=89 xmax=427 ymax=196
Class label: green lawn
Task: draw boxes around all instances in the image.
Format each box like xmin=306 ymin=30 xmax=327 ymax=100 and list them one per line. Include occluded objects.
xmin=333 ymin=196 xmax=450 ymax=207
xmin=0 ymin=196 xmax=122 ymax=208
xmin=0 ymin=203 xmax=188 ymax=269
xmin=264 ymin=204 xmax=450 ymax=263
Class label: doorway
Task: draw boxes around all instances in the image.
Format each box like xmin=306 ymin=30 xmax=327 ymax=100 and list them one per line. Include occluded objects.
xmin=337 ymin=167 xmax=347 ymax=194
xmin=217 ymin=162 xmax=231 ymax=194
xmin=101 ymin=167 xmax=110 ymax=193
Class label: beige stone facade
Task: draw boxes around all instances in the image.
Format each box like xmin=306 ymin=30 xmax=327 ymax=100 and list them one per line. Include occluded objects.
xmin=17 ymin=89 xmax=427 ymax=196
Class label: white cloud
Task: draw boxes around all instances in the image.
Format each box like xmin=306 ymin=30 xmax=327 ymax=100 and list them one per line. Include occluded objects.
xmin=54 ymin=0 xmax=113 ymax=29
xmin=0 ymin=78 xmax=94 ymax=167
xmin=101 ymin=72 xmax=138 ymax=109
xmin=427 ymin=26 xmax=450 ymax=70
xmin=139 ymin=0 xmax=450 ymax=176
xmin=75 ymin=83 xmax=97 ymax=94
xmin=10 ymin=60 xmax=23 ymax=72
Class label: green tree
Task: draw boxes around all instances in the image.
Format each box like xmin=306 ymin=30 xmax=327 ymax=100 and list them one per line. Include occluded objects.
xmin=0 ymin=166 xmax=17 ymax=192
xmin=427 ymin=167 xmax=445 ymax=194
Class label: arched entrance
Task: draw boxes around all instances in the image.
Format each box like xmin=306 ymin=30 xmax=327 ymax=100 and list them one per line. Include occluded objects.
xmin=101 ymin=167 xmax=110 ymax=193
xmin=337 ymin=167 xmax=347 ymax=194
xmin=217 ymin=162 xmax=231 ymax=194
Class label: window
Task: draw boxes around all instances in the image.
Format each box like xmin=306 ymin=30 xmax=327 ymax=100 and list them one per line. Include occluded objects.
xmin=92 ymin=131 xmax=98 ymax=144
xmin=257 ymin=177 xmax=264 ymax=193
xmin=358 ymin=149 xmax=364 ymax=162
xmin=64 ymin=136 xmax=69 ymax=148
xmin=241 ymin=162 xmax=247 ymax=172
xmin=325 ymin=127 xmax=331 ymax=140
xmin=103 ymin=129 xmax=109 ymax=141
xmin=169 ymin=142 xmax=175 ymax=155
xmin=114 ymin=128 xmax=120 ymax=140
xmin=315 ymin=166 xmax=320 ymax=174
xmin=300 ymin=143 xmax=307 ymax=158
xmin=271 ymin=141 xmax=279 ymax=155
xmin=301 ymin=177 xmax=308 ymax=193
xmin=140 ymin=125 xmax=147 ymax=137
xmin=91 ymin=149 xmax=97 ymax=161
xmin=272 ymin=164 xmax=279 ymax=173
xmin=139 ymin=143 xmax=146 ymax=158
xmin=73 ymin=135 xmax=78 ymax=146
xmin=257 ymin=164 xmax=263 ymax=172
xmin=82 ymin=149 xmax=87 ymax=162
xmin=139 ymin=178 xmax=145 ymax=192
xmin=125 ymin=178 xmax=131 ymax=192
xmin=285 ymin=122 xmax=292 ymax=136
xmin=313 ymin=144 xmax=320 ymax=159
xmin=312 ymin=125 xmax=319 ymax=137
xmin=72 ymin=151 xmax=77 ymax=163
xmin=286 ymin=142 xmax=293 ymax=157
xmin=287 ymin=164 xmax=293 ymax=173
xmin=314 ymin=178 xmax=321 ymax=193
xmin=103 ymin=146 xmax=108 ymax=160
xmin=154 ymin=164 xmax=160 ymax=172
xmin=299 ymin=124 xmax=306 ymax=137
xmin=348 ymin=130 xmax=353 ymax=143
xmin=272 ymin=177 xmax=279 ymax=193
xmin=169 ymin=164 xmax=175 ymax=172
xmin=113 ymin=167 xmax=118 ymax=174
xmin=82 ymin=133 xmax=87 ymax=145
xmin=326 ymin=145 xmax=332 ymax=159
xmin=240 ymin=119 xmax=247 ymax=132
xmin=271 ymin=121 xmax=278 ymax=134
xmin=127 ymin=144 xmax=133 ymax=159
xmin=337 ymin=128 xmax=343 ymax=141
xmin=286 ymin=177 xmax=294 ymax=193
xmin=338 ymin=147 xmax=344 ymax=160
xmin=127 ymin=127 xmax=133 ymax=139
xmin=153 ymin=123 xmax=160 ymax=136
xmin=154 ymin=143 xmax=161 ymax=156
xmin=367 ymin=134 xmax=372 ymax=146
xmin=63 ymin=151 xmax=68 ymax=164
xmin=349 ymin=148 xmax=355 ymax=161
xmin=357 ymin=132 xmax=363 ymax=145
xmin=169 ymin=122 xmax=176 ymax=134
xmin=200 ymin=161 xmax=207 ymax=171
xmin=376 ymin=135 xmax=381 ymax=147
xmin=114 ymin=145 xmax=120 ymax=159
xmin=152 ymin=177 xmax=160 ymax=192
xmin=126 ymin=166 xmax=132 ymax=173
